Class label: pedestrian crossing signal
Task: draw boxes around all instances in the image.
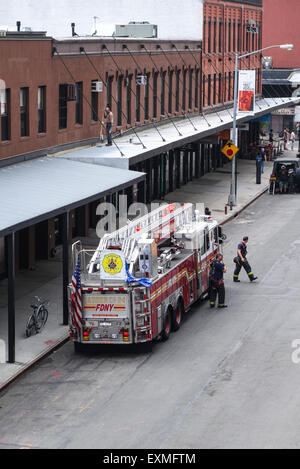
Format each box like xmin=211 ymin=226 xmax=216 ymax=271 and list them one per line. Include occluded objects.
xmin=221 ymin=140 xmax=239 ymax=160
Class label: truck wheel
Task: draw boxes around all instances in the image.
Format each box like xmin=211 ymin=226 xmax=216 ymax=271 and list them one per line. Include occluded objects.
xmin=161 ymin=308 xmax=172 ymax=342
xmin=172 ymin=300 xmax=184 ymax=332
xmin=74 ymin=342 xmax=84 ymax=353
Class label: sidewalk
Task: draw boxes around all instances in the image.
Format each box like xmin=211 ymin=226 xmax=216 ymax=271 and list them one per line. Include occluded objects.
xmin=0 ymin=149 xmax=297 ymax=390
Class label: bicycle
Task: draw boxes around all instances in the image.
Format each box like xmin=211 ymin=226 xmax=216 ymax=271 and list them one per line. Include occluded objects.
xmin=25 ymin=296 xmax=49 ymax=338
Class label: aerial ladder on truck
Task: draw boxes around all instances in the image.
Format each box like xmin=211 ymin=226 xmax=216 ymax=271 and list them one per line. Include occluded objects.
xmin=69 ymin=202 xmax=226 ymax=351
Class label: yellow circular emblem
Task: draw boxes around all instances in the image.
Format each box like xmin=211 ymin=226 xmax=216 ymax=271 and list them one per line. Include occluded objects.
xmin=102 ymin=254 xmax=123 ymax=275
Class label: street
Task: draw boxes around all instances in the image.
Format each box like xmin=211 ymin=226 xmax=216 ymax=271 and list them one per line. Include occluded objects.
xmin=1 ymin=192 xmax=300 ymax=449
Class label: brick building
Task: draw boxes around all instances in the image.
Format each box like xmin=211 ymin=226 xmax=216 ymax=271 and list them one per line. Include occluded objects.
xmin=0 ymin=0 xmax=264 ymax=279
xmin=202 ymin=0 xmax=263 ymax=108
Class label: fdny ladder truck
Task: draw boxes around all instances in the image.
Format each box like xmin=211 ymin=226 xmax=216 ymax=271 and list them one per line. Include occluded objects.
xmin=68 ymin=203 xmax=226 ymax=351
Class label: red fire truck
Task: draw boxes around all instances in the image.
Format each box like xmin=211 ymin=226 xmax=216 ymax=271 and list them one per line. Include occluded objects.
xmin=68 ymin=203 xmax=226 ymax=351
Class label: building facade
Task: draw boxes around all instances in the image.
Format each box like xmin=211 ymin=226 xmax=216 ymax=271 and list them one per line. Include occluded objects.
xmin=0 ymin=0 xmax=264 ymax=277
xmin=202 ymin=0 xmax=263 ymax=108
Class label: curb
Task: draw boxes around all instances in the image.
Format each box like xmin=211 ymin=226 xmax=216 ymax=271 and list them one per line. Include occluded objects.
xmin=219 ymin=184 xmax=269 ymax=226
xmin=0 ymin=334 xmax=69 ymax=393
xmin=0 ymin=182 xmax=270 ymax=392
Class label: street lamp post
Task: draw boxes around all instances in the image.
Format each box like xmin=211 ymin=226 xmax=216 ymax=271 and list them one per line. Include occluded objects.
xmin=228 ymin=44 xmax=294 ymax=207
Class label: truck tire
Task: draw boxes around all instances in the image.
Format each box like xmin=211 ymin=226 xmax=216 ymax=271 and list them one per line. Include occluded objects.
xmin=161 ymin=308 xmax=172 ymax=342
xmin=172 ymin=300 xmax=184 ymax=332
xmin=295 ymin=168 xmax=300 ymax=189
xmin=74 ymin=342 xmax=84 ymax=353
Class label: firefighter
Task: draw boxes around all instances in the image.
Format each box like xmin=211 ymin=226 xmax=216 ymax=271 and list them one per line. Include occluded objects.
xmin=210 ymin=253 xmax=227 ymax=309
xmin=233 ymin=236 xmax=258 ymax=283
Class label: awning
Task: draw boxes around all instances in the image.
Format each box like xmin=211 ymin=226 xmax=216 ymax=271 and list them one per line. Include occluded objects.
xmin=0 ymin=157 xmax=145 ymax=237
xmin=59 ymin=97 xmax=300 ymax=169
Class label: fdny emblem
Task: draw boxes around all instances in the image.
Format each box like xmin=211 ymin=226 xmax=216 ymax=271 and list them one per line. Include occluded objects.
xmin=102 ymin=254 xmax=123 ymax=275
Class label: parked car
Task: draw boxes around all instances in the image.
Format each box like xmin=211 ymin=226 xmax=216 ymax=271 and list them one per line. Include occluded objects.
xmin=269 ymin=159 xmax=300 ymax=194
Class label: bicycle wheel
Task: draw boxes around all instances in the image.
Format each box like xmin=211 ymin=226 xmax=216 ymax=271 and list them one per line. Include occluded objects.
xmin=25 ymin=314 xmax=35 ymax=338
xmin=36 ymin=306 xmax=48 ymax=331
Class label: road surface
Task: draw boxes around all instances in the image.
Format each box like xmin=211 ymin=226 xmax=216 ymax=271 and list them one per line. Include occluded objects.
xmin=1 ymin=193 xmax=300 ymax=449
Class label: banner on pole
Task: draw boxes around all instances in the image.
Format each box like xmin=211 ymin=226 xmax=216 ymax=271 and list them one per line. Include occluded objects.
xmin=238 ymin=70 xmax=256 ymax=114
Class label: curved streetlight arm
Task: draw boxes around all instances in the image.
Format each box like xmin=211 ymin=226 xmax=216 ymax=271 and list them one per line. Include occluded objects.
xmin=238 ymin=44 xmax=294 ymax=60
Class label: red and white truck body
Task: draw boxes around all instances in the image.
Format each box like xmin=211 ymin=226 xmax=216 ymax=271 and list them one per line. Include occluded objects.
xmin=68 ymin=203 xmax=225 ymax=348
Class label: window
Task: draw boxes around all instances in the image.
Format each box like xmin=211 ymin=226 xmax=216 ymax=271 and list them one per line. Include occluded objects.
xmin=20 ymin=87 xmax=29 ymax=136
xmin=106 ymin=76 xmax=113 ymax=109
xmin=219 ymin=21 xmax=223 ymax=53
xmin=168 ymin=70 xmax=173 ymax=114
xmin=59 ymin=84 xmax=68 ymax=129
xmin=75 ymin=82 xmax=83 ymax=125
xmin=117 ymin=75 xmax=123 ymax=126
xmin=228 ymin=72 xmax=232 ymax=101
xmin=233 ymin=21 xmax=236 ymax=52
xmin=213 ymin=19 xmax=217 ymax=53
xmin=228 ymin=20 xmax=231 ymax=52
xmin=213 ymin=74 xmax=217 ymax=105
xmin=144 ymin=73 xmax=150 ymax=120
xmin=175 ymin=70 xmax=180 ymax=112
xmin=38 ymin=86 xmax=46 ymax=133
xmin=207 ymin=19 xmax=211 ymax=54
xmin=195 ymin=68 xmax=199 ymax=109
xmin=136 ymin=77 xmax=140 ymax=122
xmin=160 ymin=71 xmax=166 ymax=116
xmin=218 ymin=73 xmax=222 ymax=103
xmin=126 ymin=75 xmax=132 ymax=124
xmin=182 ymin=69 xmax=187 ymax=111
xmin=91 ymin=80 xmax=99 ymax=121
xmin=188 ymin=69 xmax=193 ymax=110
xmin=1 ymin=88 xmax=10 ymax=141
xmin=202 ymin=74 xmax=206 ymax=108
xmin=153 ymin=72 xmax=158 ymax=118
xmin=207 ymin=74 xmax=211 ymax=106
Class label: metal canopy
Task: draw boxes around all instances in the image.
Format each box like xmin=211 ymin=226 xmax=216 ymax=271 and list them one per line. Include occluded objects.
xmin=59 ymin=97 xmax=300 ymax=169
xmin=0 ymin=157 xmax=145 ymax=237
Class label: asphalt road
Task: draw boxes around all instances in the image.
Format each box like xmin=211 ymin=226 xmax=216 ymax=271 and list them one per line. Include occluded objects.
xmin=1 ymin=193 xmax=300 ymax=449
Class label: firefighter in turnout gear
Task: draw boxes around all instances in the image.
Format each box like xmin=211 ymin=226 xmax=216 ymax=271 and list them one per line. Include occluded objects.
xmin=210 ymin=253 xmax=228 ymax=309
xmin=233 ymin=236 xmax=258 ymax=282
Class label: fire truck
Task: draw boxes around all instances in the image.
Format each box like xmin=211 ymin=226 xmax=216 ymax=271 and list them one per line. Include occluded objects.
xmin=68 ymin=203 xmax=226 ymax=351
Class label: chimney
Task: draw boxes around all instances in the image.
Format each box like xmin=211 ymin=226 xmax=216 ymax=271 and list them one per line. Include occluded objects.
xmin=16 ymin=21 xmax=21 ymax=32
xmin=71 ymin=22 xmax=76 ymax=37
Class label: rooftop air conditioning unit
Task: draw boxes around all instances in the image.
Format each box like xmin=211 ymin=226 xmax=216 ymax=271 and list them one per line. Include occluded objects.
xmin=136 ymin=75 xmax=147 ymax=86
xmin=114 ymin=22 xmax=157 ymax=38
xmin=0 ymin=30 xmax=7 ymax=37
xmin=92 ymin=81 xmax=103 ymax=92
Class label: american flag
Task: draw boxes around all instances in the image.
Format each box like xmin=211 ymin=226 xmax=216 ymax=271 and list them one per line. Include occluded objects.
xmin=71 ymin=256 xmax=82 ymax=332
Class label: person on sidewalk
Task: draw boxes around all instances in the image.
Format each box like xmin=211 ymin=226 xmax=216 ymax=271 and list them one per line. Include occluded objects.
xmin=288 ymin=168 xmax=296 ymax=194
xmin=103 ymin=105 xmax=113 ymax=146
xmin=233 ymin=236 xmax=258 ymax=283
xmin=256 ymin=149 xmax=267 ymax=174
xmin=290 ymin=130 xmax=296 ymax=151
xmin=283 ymin=128 xmax=289 ymax=150
xmin=210 ymin=253 xmax=228 ymax=309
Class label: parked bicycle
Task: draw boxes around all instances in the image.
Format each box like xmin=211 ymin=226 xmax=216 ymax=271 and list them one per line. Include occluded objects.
xmin=25 ymin=296 xmax=49 ymax=338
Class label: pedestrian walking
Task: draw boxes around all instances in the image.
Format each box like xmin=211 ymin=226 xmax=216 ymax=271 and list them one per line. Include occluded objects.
xmin=283 ymin=128 xmax=289 ymax=150
xmin=288 ymin=168 xmax=296 ymax=193
xmin=103 ymin=105 xmax=113 ymax=146
xmin=233 ymin=236 xmax=258 ymax=283
xmin=210 ymin=253 xmax=228 ymax=309
xmin=269 ymin=128 xmax=274 ymax=143
xmin=290 ymin=130 xmax=296 ymax=151
xmin=256 ymin=149 xmax=267 ymax=174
